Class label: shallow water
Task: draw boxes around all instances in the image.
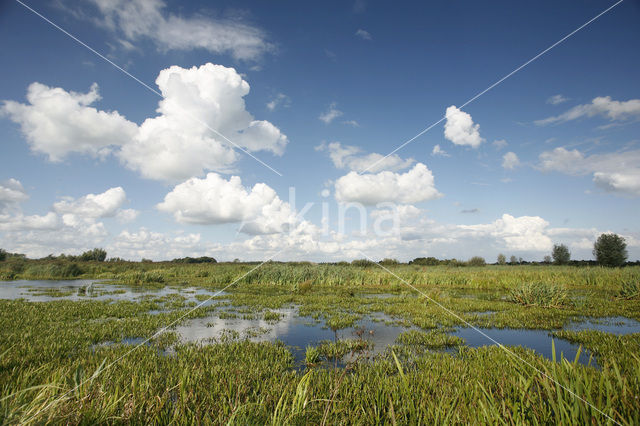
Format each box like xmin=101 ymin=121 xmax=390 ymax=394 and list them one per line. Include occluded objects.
xmin=567 ymin=316 xmax=640 ymax=335
xmin=173 ymin=308 xmax=409 ymax=363
xmin=0 ymin=279 xmax=226 ymax=304
xmin=4 ymin=280 xmax=638 ymax=368
xmin=451 ymin=327 xmax=598 ymax=366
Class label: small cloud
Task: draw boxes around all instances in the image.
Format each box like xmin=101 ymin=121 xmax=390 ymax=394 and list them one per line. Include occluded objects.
xmin=444 ymin=105 xmax=483 ymax=148
xmin=266 ymin=93 xmax=290 ymax=111
xmin=461 ymin=208 xmax=479 ymax=214
xmin=319 ymin=102 xmax=343 ymax=124
xmin=501 ymin=177 xmax=513 ymax=183
xmin=492 ymin=139 xmax=508 ymax=150
xmin=355 ymin=29 xmax=372 ymax=40
xmin=431 ymin=144 xmax=450 ymax=157
xmin=324 ymin=49 xmax=337 ymax=61
xmin=547 ymin=94 xmax=569 ymax=105
xmin=502 ymin=152 xmax=521 ymax=170
xmin=342 ymin=120 xmax=360 ymax=127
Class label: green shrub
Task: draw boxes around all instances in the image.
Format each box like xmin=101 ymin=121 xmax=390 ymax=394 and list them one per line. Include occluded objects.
xmin=467 ymin=256 xmax=486 ymax=267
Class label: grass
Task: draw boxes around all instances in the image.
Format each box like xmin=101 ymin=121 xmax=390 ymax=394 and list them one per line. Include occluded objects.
xmin=1 ymin=263 xmax=640 ymax=423
xmin=508 ymin=282 xmax=570 ymax=308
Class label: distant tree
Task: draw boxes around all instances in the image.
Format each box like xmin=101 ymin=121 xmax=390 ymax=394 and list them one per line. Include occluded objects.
xmin=379 ymin=258 xmax=399 ymax=266
xmin=509 ymin=255 xmax=518 ymax=265
xmin=543 ymin=255 xmax=552 ymax=264
xmin=409 ymin=257 xmax=440 ymax=266
xmin=468 ymin=256 xmax=486 ymax=267
xmin=497 ymin=253 xmax=506 ymax=265
xmin=351 ymin=259 xmax=376 ymax=267
xmin=0 ymin=249 xmax=6 ymax=262
xmin=552 ymin=244 xmax=571 ymax=265
xmin=593 ymin=233 xmax=627 ymax=267
xmin=80 ymin=248 xmax=107 ymax=262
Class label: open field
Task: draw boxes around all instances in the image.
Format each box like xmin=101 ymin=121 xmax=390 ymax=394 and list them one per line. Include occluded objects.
xmin=1 ymin=262 xmax=639 ymax=424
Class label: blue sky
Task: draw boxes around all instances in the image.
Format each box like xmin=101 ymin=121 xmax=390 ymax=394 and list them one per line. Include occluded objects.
xmin=1 ymin=0 xmax=639 ymax=261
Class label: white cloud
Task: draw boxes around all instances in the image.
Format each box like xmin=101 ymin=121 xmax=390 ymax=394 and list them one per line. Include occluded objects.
xmin=110 ymin=228 xmax=205 ymax=261
xmin=355 ymin=29 xmax=372 ymax=40
xmin=53 ymin=187 xmax=127 ymax=218
xmin=342 ymin=120 xmax=360 ymax=127
xmin=1 ymin=82 xmax=137 ymax=161
xmin=116 ymin=209 xmax=139 ymax=223
xmin=444 ymin=105 xmax=483 ymax=148
xmin=458 ymin=214 xmax=552 ymax=252
xmin=538 ymin=147 xmax=640 ymax=196
xmin=492 ymin=139 xmax=508 ymax=150
xmin=266 ymin=93 xmax=290 ymax=111
xmin=536 ymin=96 xmax=640 ymax=125
xmin=502 ymin=152 xmax=520 ymax=170
xmin=546 ymin=94 xmax=568 ymax=105
xmin=319 ymin=102 xmax=343 ymax=124
xmin=0 ymin=212 xmax=61 ymax=232
xmin=316 ymin=142 xmax=414 ymax=173
xmin=121 ymin=63 xmax=287 ymax=181
xmin=0 ymin=179 xmax=28 ymax=212
xmin=157 ymin=173 xmax=297 ymax=234
xmin=431 ymin=144 xmax=449 ymax=157
xmin=84 ymin=0 xmax=272 ymax=61
xmin=4 ymin=64 xmax=288 ymax=182
xmin=334 ymin=163 xmax=442 ymax=205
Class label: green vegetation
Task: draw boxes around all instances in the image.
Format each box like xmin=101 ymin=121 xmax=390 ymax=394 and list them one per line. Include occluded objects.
xmin=594 ymin=233 xmax=628 ymax=267
xmin=508 ymin=282 xmax=570 ymax=308
xmin=552 ymin=244 xmax=571 ymax=265
xmin=1 ymin=262 xmax=639 ymax=423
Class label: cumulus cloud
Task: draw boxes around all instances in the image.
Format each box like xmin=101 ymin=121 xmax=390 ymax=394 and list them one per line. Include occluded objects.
xmin=334 ymin=163 xmax=442 ymax=205
xmin=1 ymin=83 xmax=137 ymax=161
xmin=319 ymin=102 xmax=343 ymax=124
xmin=316 ymin=142 xmax=414 ymax=173
xmin=0 ymin=212 xmax=61 ymax=232
xmin=3 ymin=64 xmax=288 ymax=182
xmin=355 ymin=29 xmax=372 ymax=40
xmin=82 ymin=0 xmax=272 ymax=61
xmin=546 ymin=94 xmax=568 ymax=105
xmin=458 ymin=214 xmax=552 ymax=251
xmin=157 ymin=173 xmax=298 ymax=234
xmin=431 ymin=144 xmax=449 ymax=157
xmin=120 ymin=63 xmax=287 ymax=181
xmin=0 ymin=179 xmax=29 ymax=212
xmin=444 ymin=106 xmax=483 ymax=148
xmin=538 ymin=147 xmax=640 ymax=196
xmin=536 ymin=96 xmax=640 ymax=125
xmin=53 ymin=187 xmax=127 ymax=218
xmin=110 ymin=228 xmax=205 ymax=261
xmin=502 ymin=152 xmax=520 ymax=170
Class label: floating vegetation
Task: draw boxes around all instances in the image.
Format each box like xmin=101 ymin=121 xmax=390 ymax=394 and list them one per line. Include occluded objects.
xmin=263 ymin=310 xmax=283 ymax=322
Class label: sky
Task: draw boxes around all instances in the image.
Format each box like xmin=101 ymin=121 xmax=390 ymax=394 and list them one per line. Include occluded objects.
xmin=1 ymin=0 xmax=639 ymax=262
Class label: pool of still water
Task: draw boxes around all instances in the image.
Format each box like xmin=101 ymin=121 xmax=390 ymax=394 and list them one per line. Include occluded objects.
xmin=3 ymin=281 xmax=639 ymax=366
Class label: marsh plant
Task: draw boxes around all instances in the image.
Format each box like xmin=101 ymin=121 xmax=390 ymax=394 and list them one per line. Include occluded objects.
xmin=508 ymin=282 xmax=570 ymax=308
xmin=618 ymin=280 xmax=639 ymax=300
